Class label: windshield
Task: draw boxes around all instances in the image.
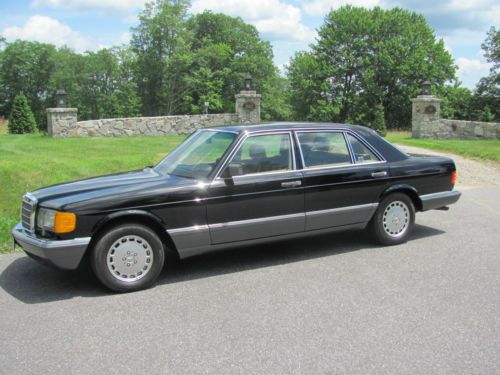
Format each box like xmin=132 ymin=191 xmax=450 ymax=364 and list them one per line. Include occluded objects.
xmin=155 ymin=130 xmax=237 ymax=179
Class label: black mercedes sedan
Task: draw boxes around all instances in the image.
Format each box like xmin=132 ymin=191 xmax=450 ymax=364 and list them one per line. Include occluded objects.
xmin=12 ymin=123 xmax=461 ymax=292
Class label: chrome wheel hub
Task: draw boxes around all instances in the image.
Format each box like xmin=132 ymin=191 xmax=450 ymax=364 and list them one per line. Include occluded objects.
xmin=106 ymin=235 xmax=154 ymax=282
xmin=382 ymin=201 xmax=410 ymax=237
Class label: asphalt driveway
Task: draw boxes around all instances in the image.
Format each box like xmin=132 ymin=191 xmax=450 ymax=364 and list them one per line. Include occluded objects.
xmin=0 ymin=187 xmax=499 ymax=374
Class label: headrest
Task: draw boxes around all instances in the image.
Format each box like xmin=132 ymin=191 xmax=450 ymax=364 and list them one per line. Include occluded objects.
xmin=249 ymin=144 xmax=267 ymax=159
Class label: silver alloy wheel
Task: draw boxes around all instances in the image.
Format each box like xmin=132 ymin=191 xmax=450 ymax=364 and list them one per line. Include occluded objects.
xmin=106 ymin=235 xmax=154 ymax=282
xmin=382 ymin=200 xmax=410 ymax=238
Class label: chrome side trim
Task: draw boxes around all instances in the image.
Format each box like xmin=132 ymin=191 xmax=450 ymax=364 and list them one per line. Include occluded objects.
xmin=307 ymin=203 xmax=378 ymax=217
xmin=209 ymin=212 xmax=304 ymax=229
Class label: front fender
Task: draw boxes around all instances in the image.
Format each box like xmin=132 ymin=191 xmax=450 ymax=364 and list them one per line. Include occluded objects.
xmin=91 ymin=209 xmax=166 ymax=235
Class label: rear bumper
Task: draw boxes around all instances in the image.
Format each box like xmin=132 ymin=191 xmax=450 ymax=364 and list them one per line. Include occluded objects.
xmin=12 ymin=222 xmax=90 ymax=270
xmin=419 ymin=190 xmax=461 ymax=211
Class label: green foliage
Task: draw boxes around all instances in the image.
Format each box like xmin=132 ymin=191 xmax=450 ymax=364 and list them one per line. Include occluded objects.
xmin=8 ymin=94 xmax=36 ymax=134
xmin=479 ymin=106 xmax=495 ymax=122
xmin=0 ymin=40 xmax=57 ymax=130
xmin=184 ymin=11 xmax=277 ymax=116
xmin=260 ymin=74 xmax=293 ymax=121
xmin=287 ymin=6 xmax=455 ymax=130
xmin=435 ymin=83 xmax=473 ymax=120
xmin=474 ymin=27 xmax=500 ymax=122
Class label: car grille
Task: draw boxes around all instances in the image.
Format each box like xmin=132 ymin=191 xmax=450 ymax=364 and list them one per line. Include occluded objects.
xmin=21 ymin=193 xmax=37 ymax=232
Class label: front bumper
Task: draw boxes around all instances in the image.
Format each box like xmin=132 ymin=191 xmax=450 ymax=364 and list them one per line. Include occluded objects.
xmin=12 ymin=222 xmax=90 ymax=270
xmin=420 ymin=190 xmax=461 ymax=211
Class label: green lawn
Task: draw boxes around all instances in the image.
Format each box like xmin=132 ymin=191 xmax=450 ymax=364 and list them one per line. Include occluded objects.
xmin=0 ymin=134 xmax=185 ymax=253
xmin=386 ymin=131 xmax=500 ymax=162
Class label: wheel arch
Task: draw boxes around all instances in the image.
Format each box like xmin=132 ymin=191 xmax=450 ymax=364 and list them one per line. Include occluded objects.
xmin=88 ymin=210 xmax=179 ymax=259
xmin=380 ymin=184 xmax=422 ymax=211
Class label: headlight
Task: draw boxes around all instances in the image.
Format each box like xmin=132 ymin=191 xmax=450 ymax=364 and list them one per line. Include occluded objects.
xmin=37 ymin=208 xmax=76 ymax=234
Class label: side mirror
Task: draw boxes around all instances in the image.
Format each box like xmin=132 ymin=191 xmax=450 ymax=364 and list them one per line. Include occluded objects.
xmin=222 ymin=163 xmax=243 ymax=178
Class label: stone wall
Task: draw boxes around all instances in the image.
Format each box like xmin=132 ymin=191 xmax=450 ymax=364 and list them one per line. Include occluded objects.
xmin=47 ymin=88 xmax=263 ymax=137
xmin=59 ymin=113 xmax=240 ymax=137
xmin=422 ymin=119 xmax=500 ymax=140
xmin=412 ymin=94 xmax=500 ymax=140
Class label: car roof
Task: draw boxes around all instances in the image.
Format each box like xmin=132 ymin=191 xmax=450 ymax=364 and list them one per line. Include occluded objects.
xmin=210 ymin=121 xmax=366 ymax=133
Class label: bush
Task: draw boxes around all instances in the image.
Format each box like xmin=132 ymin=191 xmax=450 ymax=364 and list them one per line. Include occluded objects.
xmin=8 ymin=94 xmax=37 ymax=134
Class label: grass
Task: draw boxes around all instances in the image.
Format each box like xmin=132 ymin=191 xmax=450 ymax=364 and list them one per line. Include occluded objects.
xmin=386 ymin=131 xmax=500 ymax=162
xmin=0 ymin=133 xmax=185 ymax=254
xmin=1 ymin=130 xmax=499 ymax=254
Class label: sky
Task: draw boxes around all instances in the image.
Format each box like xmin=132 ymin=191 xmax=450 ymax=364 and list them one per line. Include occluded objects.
xmin=0 ymin=0 xmax=498 ymax=88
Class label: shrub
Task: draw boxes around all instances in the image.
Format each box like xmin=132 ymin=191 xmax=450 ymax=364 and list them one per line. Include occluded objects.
xmin=8 ymin=94 xmax=37 ymax=134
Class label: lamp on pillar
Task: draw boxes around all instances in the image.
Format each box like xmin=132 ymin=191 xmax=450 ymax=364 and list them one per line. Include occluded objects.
xmin=244 ymin=74 xmax=252 ymax=91
xmin=422 ymin=81 xmax=431 ymax=96
xmin=56 ymin=89 xmax=67 ymax=108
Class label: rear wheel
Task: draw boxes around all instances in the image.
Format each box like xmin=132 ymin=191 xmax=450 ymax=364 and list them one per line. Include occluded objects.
xmin=370 ymin=193 xmax=415 ymax=245
xmin=91 ymin=223 xmax=165 ymax=292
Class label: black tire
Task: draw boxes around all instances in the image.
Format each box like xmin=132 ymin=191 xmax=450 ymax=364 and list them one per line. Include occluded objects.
xmin=370 ymin=193 xmax=415 ymax=246
xmin=91 ymin=223 xmax=165 ymax=292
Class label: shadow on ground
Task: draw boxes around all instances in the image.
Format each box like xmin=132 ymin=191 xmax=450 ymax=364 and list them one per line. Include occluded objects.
xmin=0 ymin=224 xmax=444 ymax=304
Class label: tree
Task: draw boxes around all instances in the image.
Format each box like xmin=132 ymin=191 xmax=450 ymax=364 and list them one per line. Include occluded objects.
xmin=8 ymin=94 xmax=37 ymax=134
xmin=0 ymin=40 xmax=57 ymax=130
xmin=131 ymin=0 xmax=192 ymax=116
xmin=287 ymin=6 xmax=455 ymax=130
xmin=185 ymin=11 xmax=277 ymax=116
xmin=474 ymin=27 xmax=499 ymax=122
xmin=436 ymin=83 xmax=473 ymax=120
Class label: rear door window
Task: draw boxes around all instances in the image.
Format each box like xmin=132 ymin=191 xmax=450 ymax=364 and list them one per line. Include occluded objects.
xmin=297 ymin=132 xmax=352 ymax=168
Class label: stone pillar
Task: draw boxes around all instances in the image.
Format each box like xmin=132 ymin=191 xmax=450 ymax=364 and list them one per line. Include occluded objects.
xmin=47 ymin=108 xmax=78 ymax=137
xmin=411 ymin=95 xmax=441 ymax=138
xmin=235 ymin=90 xmax=261 ymax=124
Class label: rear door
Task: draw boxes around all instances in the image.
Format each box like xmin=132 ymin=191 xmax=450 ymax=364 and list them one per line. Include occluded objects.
xmin=296 ymin=130 xmax=389 ymax=231
xmin=206 ymin=131 xmax=305 ymax=244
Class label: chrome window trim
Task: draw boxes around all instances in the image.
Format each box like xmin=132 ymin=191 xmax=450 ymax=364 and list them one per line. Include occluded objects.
xmin=201 ymin=128 xmax=239 ymax=135
xmin=344 ymin=131 xmax=386 ymax=164
xmin=294 ymin=129 xmax=386 ymax=171
xmin=343 ymin=131 xmax=356 ymax=164
xmin=298 ymin=160 xmax=387 ymax=173
xmin=213 ymin=131 xmax=297 ymax=181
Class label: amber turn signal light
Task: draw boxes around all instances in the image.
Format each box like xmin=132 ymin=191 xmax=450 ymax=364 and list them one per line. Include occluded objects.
xmin=54 ymin=212 xmax=76 ymax=233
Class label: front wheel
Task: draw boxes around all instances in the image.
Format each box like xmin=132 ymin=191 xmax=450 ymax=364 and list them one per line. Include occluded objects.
xmin=91 ymin=223 xmax=165 ymax=292
xmin=370 ymin=193 xmax=415 ymax=246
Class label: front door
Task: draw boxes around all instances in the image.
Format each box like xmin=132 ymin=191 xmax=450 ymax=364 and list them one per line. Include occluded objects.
xmin=206 ymin=132 xmax=304 ymax=244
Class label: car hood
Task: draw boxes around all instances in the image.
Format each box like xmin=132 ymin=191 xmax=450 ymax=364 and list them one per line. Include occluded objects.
xmin=31 ymin=168 xmax=198 ymax=212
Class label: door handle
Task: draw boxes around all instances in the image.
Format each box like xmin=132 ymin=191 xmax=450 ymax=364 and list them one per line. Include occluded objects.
xmin=371 ymin=171 xmax=388 ymax=178
xmin=281 ymin=181 xmax=302 ymax=188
